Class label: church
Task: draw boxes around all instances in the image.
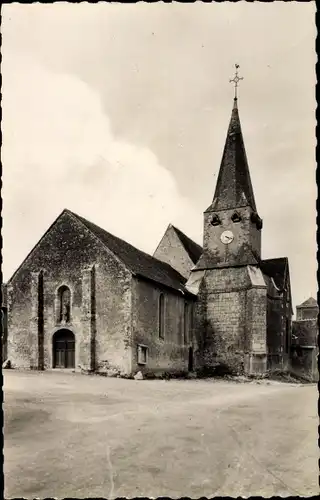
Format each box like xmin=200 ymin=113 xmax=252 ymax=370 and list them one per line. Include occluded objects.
xmin=2 ymin=87 xmax=293 ymax=377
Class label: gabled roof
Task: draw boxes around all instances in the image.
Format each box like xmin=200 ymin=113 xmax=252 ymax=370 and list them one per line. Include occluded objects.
xmin=6 ymin=209 xmax=194 ymax=296
xmin=171 ymin=225 xmax=203 ymax=265
xmin=206 ymin=98 xmax=257 ymax=213
xmin=260 ymin=257 xmax=288 ymax=290
xmin=297 ymin=297 xmax=318 ymax=309
xmin=67 ymin=211 xmax=192 ymax=295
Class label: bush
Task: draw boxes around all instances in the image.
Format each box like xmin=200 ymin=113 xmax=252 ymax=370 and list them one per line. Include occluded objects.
xmin=197 ymin=361 xmax=242 ymax=379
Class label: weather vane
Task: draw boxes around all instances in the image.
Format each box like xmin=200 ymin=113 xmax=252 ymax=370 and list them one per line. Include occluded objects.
xmin=229 ymin=63 xmax=243 ymax=99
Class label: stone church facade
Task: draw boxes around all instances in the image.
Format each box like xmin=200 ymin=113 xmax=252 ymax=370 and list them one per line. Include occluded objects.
xmin=4 ymin=211 xmax=196 ymax=376
xmin=2 ymin=96 xmax=293 ymax=377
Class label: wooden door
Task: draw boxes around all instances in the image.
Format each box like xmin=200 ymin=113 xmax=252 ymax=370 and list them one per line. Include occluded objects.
xmin=53 ymin=330 xmax=75 ymax=368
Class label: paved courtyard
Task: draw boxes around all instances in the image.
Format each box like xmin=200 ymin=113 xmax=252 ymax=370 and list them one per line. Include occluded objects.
xmin=4 ymin=370 xmax=318 ymax=498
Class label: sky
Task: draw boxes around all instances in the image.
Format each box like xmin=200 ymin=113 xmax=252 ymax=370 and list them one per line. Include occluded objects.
xmin=1 ymin=2 xmax=316 ymax=310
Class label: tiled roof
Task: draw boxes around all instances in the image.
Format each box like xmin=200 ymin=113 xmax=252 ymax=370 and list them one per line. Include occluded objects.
xmin=171 ymin=225 xmax=203 ymax=265
xmin=297 ymin=297 xmax=318 ymax=309
xmin=68 ymin=211 xmax=193 ymax=296
xmin=260 ymin=257 xmax=288 ymax=290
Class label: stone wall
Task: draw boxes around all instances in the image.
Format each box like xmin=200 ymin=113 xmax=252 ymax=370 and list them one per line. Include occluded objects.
xmin=290 ymin=318 xmax=318 ymax=381
xmin=290 ymin=346 xmax=318 ymax=382
xmin=297 ymin=306 xmax=318 ymax=321
xmin=153 ymin=225 xmax=194 ymax=279
xmin=6 ymin=211 xmax=132 ymax=375
xmin=292 ymin=319 xmax=317 ymax=347
xmin=1 ymin=284 xmax=8 ymax=362
xmin=1 ymin=307 xmax=8 ymax=362
xmin=195 ymin=266 xmax=267 ymax=375
xmin=131 ymin=277 xmax=194 ymax=375
xmin=201 ymin=206 xmax=261 ymax=268
xmin=94 ymin=261 xmax=132 ymax=376
xmin=244 ymin=285 xmax=267 ymax=374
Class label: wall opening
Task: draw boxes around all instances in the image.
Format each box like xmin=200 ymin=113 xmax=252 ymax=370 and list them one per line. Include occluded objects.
xmin=57 ymin=285 xmax=71 ymax=323
xmin=137 ymin=345 xmax=148 ymax=365
xmin=231 ymin=211 xmax=242 ymax=223
xmin=210 ymin=214 xmax=221 ymax=226
xmin=53 ymin=329 xmax=75 ymax=369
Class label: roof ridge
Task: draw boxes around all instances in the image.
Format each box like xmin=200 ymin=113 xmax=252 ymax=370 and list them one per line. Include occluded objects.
xmin=170 ymin=225 xmax=203 ymax=265
xmin=68 ymin=209 xmax=158 ymax=263
xmin=67 ymin=210 xmax=189 ymax=293
xmin=7 ymin=208 xmax=70 ymax=284
xmin=171 ymin=224 xmax=202 ymax=249
xmin=297 ymin=297 xmax=318 ymax=308
xmin=66 ymin=210 xmax=130 ymax=273
xmin=7 ymin=209 xmax=190 ymax=295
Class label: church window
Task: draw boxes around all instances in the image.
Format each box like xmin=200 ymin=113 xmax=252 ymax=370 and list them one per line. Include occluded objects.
xmin=159 ymin=293 xmax=165 ymax=339
xmin=137 ymin=345 xmax=148 ymax=365
xmin=57 ymin=285 xmax=71 ymax=323
xmin=231 ymin=211 xmax=242 ymax=223
xmin=210 ymin=214 xmax=221 ymax=226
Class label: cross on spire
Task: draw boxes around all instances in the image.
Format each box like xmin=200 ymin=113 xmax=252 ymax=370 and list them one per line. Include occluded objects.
xmin=229 ymin=64 xmax=243 ymax=99
xmin=209 ymin=76 xmax=257 ymax=213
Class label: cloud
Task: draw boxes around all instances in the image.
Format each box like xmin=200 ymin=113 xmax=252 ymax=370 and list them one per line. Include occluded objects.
xmin=1 ymin=1 xmax=316 ymax=309
xmin=2 ymin=52 xmax=201 ymax=280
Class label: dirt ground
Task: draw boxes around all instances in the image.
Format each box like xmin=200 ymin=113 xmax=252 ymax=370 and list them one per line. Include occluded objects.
xmin=3 ymin=370 xmax=318 ymax=498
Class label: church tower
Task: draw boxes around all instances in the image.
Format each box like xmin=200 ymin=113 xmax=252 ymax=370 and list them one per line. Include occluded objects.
xmin=196 ymin=96 xmax=263 ymax=271
xmin=190 ymin=66 xmax=268 ymax=376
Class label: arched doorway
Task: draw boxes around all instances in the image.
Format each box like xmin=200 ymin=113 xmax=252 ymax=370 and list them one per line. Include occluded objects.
xmin=53 ymin=329 xmax=75 ymax=369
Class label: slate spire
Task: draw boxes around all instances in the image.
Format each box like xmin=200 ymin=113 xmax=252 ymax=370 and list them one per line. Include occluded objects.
xmin=209 ymin=97 xmax=257 ymax=212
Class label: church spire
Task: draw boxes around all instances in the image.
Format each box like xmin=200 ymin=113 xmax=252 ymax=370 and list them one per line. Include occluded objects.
xmin=208 ymin=66 xmax=257 ymax=213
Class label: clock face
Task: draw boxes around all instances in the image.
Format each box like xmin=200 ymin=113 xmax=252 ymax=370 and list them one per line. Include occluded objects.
xmin=220 ymin=230 xmax=234 ymax=245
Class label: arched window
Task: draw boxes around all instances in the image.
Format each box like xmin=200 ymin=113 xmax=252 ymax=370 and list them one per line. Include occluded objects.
xmin=210 ymin=214 xmax=221 ymax=226
xmin=231 ymin=211 xmax=242 ymax=223
xmin=159 ymin=293 xmax=165 ymax=339
xmin=57 ymin=285 xmax=71 ymax=323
